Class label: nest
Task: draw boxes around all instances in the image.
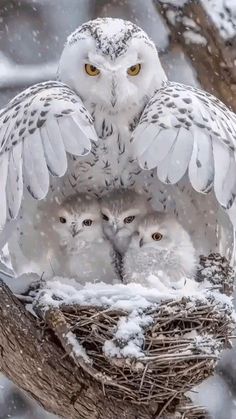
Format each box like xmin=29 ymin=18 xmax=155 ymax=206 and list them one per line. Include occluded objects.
xmin=35 ymin=253 xmax=235 ymax=418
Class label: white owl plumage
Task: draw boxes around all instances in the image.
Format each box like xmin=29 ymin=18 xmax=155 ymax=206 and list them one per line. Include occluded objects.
xmin=9 ymin=194 xmax=119 ymax=284
xmin=1 ymin=17 xmax=236 ymax=272
xmin=123 ymin=213 xmax=197 ymax=286
xmin=100 ymin=189 xmax=151 ymax=255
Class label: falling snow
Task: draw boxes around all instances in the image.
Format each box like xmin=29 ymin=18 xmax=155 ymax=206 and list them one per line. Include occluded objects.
xmin=1 ymin=1 xmax=236 ymax=418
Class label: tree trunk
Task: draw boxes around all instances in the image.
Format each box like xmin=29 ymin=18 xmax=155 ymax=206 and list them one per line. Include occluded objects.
xmin=0 ymin=280 xmax=152 ymax=419
xmin=155 ymin=0 xmax=236 ymax=111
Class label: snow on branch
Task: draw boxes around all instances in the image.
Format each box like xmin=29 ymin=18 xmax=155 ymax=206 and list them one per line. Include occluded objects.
xmin=155 ymin=0 xmax=236 ymax=111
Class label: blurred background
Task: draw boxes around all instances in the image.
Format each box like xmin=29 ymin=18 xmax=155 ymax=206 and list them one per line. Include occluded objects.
xmin=0 ymin=0 xmax=235 ymax=418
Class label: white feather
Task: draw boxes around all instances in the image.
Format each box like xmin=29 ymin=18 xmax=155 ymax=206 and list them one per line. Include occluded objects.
xmin=6 ymin=142 xmax=23 ymax=219
xmin=219 ymin=118 xmax=235 ymax=146
xmin=212 ymin=116 xmax=228 ymax=141
xmin=157 ymin=127 xmax=193 ymax=184
xmin=226 ymin=114 xmax=236 ymax=141
xmin=71 ymin=115 xmax=97 ymax=143
xmin=138 ymin=128 xmax=178 ymax=170
xmin=58 ymin=116 xmax=91 ymax=156
xmin=133 ymin=124 xmax=160 ymax=158
xmin=23 ymin=132 xmax=49 ymax=199
xmin=41 ymin=120 xmax=67 ymax=177
xmin=188 ymin=129 xmax=214 ymax=193
xmin=213 ymin=141 xmax=236 ymax=209
xmin=0 ymin=153 xmax=9 ymax=229
xmin=0 ymin=112 xmax=19 ymax=153
xmin=0 ymin=120 xmax=11 ymax=152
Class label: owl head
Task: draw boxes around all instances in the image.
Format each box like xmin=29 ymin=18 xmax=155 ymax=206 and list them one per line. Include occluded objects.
xmin=133 ymin=213 xmax=197 ymax=279
xmin=51 ymin=194 xmax=102 ymax=245
xmin=100 ymin=189 xmax=151 ymax=254
xmin=136 ymin=213 xmax=193 ymax=251
xmin=58 ymin=18 xmax=166 ymax=112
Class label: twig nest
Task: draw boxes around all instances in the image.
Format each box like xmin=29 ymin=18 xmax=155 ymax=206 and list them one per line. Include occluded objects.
xmin=34 ymin=253 xmax=235 ymax=418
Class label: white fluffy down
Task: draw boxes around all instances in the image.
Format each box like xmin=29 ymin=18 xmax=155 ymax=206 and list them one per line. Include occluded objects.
xmin=123 ymin=214 xmax=197 ymax=285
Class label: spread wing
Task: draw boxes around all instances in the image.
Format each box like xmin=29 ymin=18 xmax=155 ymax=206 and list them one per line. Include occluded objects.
xmin=0 ymin=81 xmax=97 ymax=229
xmin=132 ymin=81 xmax=236 ymax=219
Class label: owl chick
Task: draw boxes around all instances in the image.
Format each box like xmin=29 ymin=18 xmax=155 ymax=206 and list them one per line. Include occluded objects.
xmin=50 ymin=194 xmax=122 ymax=284
xmin=123 ymin=213 xmax=197 ymax=286
xmin=100 ymin=190 xmax=151 ymax=255
xmin=9 ymin=194 xmax=119 ymax=285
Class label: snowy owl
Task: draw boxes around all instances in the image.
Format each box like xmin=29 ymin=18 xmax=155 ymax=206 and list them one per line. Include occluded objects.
xmin=9 ymin=194 xmax=119 ymax=284
xmin=123 ymin=213 xmax=197 ymax=286
xmin=1 ymin=17 xmax=236 ymax=276
xmin=100 ymin=189 xmax=151 ymax=254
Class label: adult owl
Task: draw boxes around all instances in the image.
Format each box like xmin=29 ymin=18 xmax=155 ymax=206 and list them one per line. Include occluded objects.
xmin=1 ymin=17 xmax=236 ymax=269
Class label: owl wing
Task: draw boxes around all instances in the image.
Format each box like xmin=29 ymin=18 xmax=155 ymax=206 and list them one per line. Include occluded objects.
xmin=132 ymin=81 xmax=236 ymax=218
xmin=0 ymin=81 xmax=97 ymax=229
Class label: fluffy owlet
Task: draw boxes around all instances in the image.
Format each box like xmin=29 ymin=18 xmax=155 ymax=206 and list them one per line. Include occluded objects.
xmin=123 ymin=213 xmax=197 ymax=286
xmin=9 ymin=194 xmax=119 ymax=285
xmin=100 ymin=190 xmax=151 ymax=255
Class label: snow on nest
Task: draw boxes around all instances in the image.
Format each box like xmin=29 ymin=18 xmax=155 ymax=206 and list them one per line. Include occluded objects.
xmin=103 ymin=311 xmax=153 ymax=359
xmin=36 ymin=275 xmax=233 ymax=312
xmin=35 ymin=275 xmax=234 ymax=361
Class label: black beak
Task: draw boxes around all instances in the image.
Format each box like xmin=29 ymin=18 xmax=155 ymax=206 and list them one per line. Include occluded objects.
xmin=72 ymin=229 xmax=80 ymax=237
xmin=139 ymin=238 xmax=144 ymax=248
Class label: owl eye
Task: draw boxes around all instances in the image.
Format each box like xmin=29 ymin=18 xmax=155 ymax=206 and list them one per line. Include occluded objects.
xmin=124 ymin=215 xmax=135 ymax=224
xmin=127 ymin=64 xmax=141 ymax=76
xmin=83 ymin=219 xmax=93 ymax=227
xmin=102 ymin=213 xmax=109 ymax=221
xmin=85 ymin=64 xmax=100 ymax=76
xmin=152 ymin=232 xmax=163 ymax=241
xmin=59 ymin=217 xmax=67 ymax=224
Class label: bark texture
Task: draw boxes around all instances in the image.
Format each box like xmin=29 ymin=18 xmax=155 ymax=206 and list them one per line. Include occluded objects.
xmin=156 ymin=0 xmax=236 ymax=111
xmin=0 ymin=280 xmax=152 ymax=419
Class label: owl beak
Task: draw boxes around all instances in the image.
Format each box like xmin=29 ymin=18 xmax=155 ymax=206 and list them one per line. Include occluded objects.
xmin=72 ymin=229 xmax=81 ymax=237
xmin=111 ymin=222 xmax=118 ymax=234
xmin=139 ymin=238 xmax=144 ymax=248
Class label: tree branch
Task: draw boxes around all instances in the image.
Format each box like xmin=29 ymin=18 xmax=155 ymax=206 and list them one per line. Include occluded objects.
xmin=0 ymin=280 xmax=152 ymax=419
xmin=155 ymin=0 xmax=236 ymax=111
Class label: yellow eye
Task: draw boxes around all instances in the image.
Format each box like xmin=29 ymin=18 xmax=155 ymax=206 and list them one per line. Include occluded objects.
xmin=127 ymin=64 xmax=141 ymax=76
xmin=85 ymin=64 xmax=100 ymax=76
xmin=152 ymin=232 xmax=163 ymax=241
